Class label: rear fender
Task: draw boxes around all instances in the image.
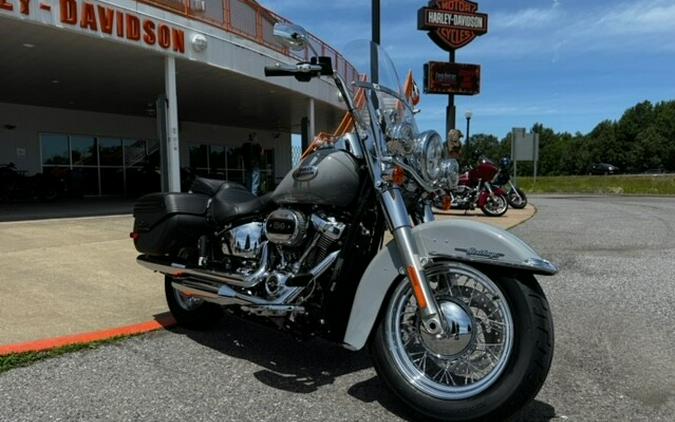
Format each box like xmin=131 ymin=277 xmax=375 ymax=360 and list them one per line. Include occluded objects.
xmin=342 ymin=219 xmax=557 ymax=351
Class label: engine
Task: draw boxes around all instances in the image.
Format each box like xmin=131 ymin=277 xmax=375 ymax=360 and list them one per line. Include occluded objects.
xmin=264 ymin=209 xmax=308 ymax=247
xmin=219 ymin=208 xmax=347 ymax=310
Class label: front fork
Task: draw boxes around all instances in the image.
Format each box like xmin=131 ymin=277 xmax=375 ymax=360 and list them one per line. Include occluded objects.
xmin=380 ymin=189 xmax=444 ymax=335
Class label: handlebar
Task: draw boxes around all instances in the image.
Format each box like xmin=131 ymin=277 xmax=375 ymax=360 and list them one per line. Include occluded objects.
xmin=264 ymin=63 xmax=324 ymax=77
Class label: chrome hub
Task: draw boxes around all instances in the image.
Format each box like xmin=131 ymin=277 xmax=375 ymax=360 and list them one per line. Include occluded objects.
xmin=420 ymin=300 xmax=474 ymax=357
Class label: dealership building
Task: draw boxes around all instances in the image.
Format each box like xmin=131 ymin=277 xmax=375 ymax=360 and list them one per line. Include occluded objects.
xmin=0 ymin=0 xmax=357 ymax=197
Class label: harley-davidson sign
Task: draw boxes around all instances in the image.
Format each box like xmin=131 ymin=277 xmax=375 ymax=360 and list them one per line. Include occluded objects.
xmin=424 ymin=62 xmax=480 ymax=95
xmin=418 ymin=0 xmax=488 ymax=51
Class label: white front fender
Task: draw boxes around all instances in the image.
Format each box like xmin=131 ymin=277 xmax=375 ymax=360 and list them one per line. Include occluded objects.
xmin=342 ymin=219 xmax=557 ymax=351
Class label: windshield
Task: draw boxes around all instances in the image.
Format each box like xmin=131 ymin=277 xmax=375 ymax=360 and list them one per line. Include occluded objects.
xmin=344 ymin=40 xmax=403 ymax=94
xmin=342 ymin=41 xmax=417 ymax=155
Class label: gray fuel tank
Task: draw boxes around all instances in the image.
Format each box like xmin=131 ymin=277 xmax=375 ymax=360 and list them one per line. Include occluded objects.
xmin=271 ymin=147 xmax=361 ymax=208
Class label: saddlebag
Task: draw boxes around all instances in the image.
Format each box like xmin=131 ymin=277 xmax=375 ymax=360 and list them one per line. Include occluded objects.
xmin=132 ymin=192 xmax=210 ymax=255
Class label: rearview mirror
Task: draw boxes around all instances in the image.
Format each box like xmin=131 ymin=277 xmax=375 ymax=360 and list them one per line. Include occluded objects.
xmin=273 ymin=23 xmax=308 ymax=52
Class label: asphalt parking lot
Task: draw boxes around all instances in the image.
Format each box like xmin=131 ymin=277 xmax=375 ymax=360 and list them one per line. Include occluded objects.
xmin=1 ymin=196 xmax=674 ymax=421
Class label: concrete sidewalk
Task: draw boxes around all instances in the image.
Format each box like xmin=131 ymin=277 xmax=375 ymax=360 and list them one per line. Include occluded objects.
xmin=0 ymin=205 xmax=535 ymax=348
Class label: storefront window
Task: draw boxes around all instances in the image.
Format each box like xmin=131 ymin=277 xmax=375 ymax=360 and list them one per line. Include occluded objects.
xmin=41 ymin=134 xmax=69 ymax=165
xmin=209 ymin=145 xmax=226 ymax=173
xmin=189 ymin=144 xmax=208 ymax=171
xmin=71 ymin=136 xmax=98 ymax=166
xmin=99 ymin=138 xmax=123 ymax=166
xmin=124 ymin=139 xmax=147 ymax=166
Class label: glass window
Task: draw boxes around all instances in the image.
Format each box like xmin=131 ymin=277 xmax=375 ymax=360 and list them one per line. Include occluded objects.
xmin=228 ymin=146 xmax=243 ymax=170
xmin=41 ymin=134 xmax=69 ymax=165
xmin=189 ymin=144 xmax=208 ymax=169
xmin=146 ymin=140 xmax=160 ymax=168
xmin=99 ymin=138 xmax=123 ymax=166
xmin=124 ymin=139 xmax=147 ymax=167
xmin=71 ymin=136 xmax=97 ymax=166
xmin=209 ymin=145 xmax=226 ymax=171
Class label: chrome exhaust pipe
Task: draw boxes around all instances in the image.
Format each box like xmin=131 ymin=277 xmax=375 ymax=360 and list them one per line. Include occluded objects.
xmin=143 ymin=249 xmax=341 ymax=308
xmin=137 ymin=243 xmax=270 ymax=289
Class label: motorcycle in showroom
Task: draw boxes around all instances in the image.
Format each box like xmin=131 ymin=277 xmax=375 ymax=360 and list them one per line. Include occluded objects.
xmin=131 ymin=24 xmax=556 ymax=422
xmin=494 ymin=157 xmax=528 ymax=209
xmin=445 ymin=156 xmax=510 ymax=217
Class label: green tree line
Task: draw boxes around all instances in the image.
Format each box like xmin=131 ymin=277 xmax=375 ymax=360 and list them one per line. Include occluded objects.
xmin=462 ymin=100 xmax=675 ymax=176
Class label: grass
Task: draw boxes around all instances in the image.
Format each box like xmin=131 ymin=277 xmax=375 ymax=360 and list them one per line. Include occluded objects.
xmin=0 ymin=336 xmax=132 ymax=374
xmin=517 ymin=174 xmax=675 ymax=195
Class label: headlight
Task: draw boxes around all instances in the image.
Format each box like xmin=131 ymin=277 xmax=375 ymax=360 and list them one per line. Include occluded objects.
xmin=415 ymin=130 xmax=443 ymax=180
xmin=441 ymin=158 xmax=459 ymax=189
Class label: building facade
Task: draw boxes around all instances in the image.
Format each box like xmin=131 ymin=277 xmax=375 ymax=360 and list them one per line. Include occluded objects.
xmin=0 ymin=0 xmax=356 ymax=197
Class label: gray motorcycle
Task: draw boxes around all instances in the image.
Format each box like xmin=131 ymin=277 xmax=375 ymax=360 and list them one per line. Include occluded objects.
xmin=131 ymin=24 xmax=556 ymax=422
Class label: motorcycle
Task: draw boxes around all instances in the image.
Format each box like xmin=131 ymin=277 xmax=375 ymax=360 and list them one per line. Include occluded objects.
xmin=494 ymin=157 xmax=528 ymax=209
xmin=131 ymin=24 xmax=556 ymax=422
xmin=0 ymin=163 xmax=64 ymax=202
xmin=446 ymin=156 xmax=510 ymax=217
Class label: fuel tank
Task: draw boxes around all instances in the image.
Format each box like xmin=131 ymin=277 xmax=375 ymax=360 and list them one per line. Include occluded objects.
xmin=271 ymin=147 xmax=361 ymax=208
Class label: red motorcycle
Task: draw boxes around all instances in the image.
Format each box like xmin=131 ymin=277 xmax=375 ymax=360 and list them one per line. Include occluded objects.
xmin=450 ymin=157 xmax=509 ymax=217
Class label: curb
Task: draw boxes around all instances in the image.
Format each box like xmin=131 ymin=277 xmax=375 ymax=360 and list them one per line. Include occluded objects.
xmin=1 ymin=204 xmax=539 ymax=357
xmin=0 ymin=313 xmax=176 ymax=356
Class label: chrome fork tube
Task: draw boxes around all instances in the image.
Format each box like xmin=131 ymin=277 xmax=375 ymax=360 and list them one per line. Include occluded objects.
xmin=381 ymin=189 xmax=443 ymax=335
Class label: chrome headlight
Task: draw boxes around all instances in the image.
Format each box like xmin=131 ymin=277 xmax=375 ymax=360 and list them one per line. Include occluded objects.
xmin=415 ymin=130 xmax=443 ymax=181
xmin=441 ymin=158 xmax=460 ymax=189
xmin=386 ymin=122 xmax=415 ymax=155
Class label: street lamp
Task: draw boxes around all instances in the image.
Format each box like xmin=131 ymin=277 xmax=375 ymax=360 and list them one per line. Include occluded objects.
xmin=465 ymin=111 xmax=473 ymax=146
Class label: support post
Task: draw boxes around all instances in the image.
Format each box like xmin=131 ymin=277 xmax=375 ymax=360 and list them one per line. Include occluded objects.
xmin=164 ymin=56 xmax=181 ymax=192
xmin=156 ymin=94 xmax=169 ymax=192
xmin=308 ymin=98 xmax=316 ymax=141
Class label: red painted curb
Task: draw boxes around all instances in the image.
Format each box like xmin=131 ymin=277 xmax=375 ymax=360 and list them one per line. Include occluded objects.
xmin=0 ymin=313 xmax=176 ymax=356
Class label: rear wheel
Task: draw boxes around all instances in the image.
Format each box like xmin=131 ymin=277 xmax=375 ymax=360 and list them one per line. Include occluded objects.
xmin=164 ymin=276 xmax=221 ymax=329
xmin=508 ymin=188 xmax=528 ymax=209
xmin=370 ymin=262 xmax=554 ymax=422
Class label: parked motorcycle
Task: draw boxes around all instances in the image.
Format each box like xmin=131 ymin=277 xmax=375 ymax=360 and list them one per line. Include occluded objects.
xmin=131 ymin=24 xmax=556 ymax=422
xmin=446 ymin=156 xmax=510 ymax=217
xmin=494 ymin=157 xmax=528 ymax=209
xmin=0 ymin=163 xmax=64 ymax=202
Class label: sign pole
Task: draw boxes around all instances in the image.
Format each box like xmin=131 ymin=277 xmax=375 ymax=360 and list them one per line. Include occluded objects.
xmin=446 ymin=50 xmax=456 ymax=134
xmin=511 ymin=128 xmax=517 ymax=185
xmin=371 ymin=0 xmax=380 ymax=84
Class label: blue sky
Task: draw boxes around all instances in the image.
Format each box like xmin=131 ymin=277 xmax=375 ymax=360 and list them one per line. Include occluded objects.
xmin=263 ymin=0 xmax=675 ymax=140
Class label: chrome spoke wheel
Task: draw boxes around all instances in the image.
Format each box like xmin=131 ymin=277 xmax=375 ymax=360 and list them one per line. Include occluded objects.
xmin=486 ymin=195 xmax=507 ymax=215
xmin=385 ymin=262 xmax=514 ymax=400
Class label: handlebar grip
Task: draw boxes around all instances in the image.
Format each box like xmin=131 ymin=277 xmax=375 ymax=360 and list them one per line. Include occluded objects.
xmin=264 ymin=65 xmax=296 ymax=77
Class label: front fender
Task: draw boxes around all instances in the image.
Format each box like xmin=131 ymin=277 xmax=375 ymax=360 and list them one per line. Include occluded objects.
xmin=342 ymin=219 xmax=557 ymax=351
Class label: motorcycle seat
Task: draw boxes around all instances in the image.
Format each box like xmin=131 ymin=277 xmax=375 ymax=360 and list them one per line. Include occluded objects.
xmin=190 ymin=177 xmax=228 ymax=196
xmin=209 ymin=184 xmax=273 ymax=224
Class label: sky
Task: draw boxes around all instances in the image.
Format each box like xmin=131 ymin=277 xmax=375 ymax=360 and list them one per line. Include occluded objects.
xmin=262 ymin=0 xmax=675 ymax=140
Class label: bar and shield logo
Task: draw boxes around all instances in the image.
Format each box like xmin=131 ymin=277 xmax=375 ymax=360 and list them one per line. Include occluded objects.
xmin=418 ymin=0 xmax=488 ymax=51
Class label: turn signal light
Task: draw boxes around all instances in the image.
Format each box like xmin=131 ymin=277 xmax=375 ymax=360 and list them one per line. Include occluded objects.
xmin=392 ymin=166 xmax=407 ymax=186
xmin=442 ymin=196 xmax=452 ymax=210
xmin=130 ymin=232 xmax=140 ymax=240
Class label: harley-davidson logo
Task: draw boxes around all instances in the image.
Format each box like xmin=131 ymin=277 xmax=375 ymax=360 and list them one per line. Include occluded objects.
xmin=418 ymin=0 xmax=488 ymax=51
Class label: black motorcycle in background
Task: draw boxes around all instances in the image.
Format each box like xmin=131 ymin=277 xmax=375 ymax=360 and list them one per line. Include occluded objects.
xmin=0 ymin=163 xmax=66 ymax=202
xmin=494 ymin=157 xmax=528 ymax=209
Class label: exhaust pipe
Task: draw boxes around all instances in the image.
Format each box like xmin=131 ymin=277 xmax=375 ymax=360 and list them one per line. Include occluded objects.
xmin=142 ymin=250 xmax=340 ymax=308
xmin=137 ymin=243 xmax=270 ymax=289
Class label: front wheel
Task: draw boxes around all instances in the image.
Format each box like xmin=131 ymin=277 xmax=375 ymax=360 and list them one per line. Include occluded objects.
xmin=508 ymin=188 xmax=528 ymax=209
xmin=370 ymin=262 xmax=554 ymax=422
xmin=480 ymin=192 xmax=508 ymax=217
